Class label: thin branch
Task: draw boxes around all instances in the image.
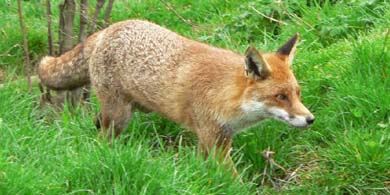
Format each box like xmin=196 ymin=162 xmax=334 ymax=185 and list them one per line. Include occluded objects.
xmin=103 ymin=0 xmax=114 ymax=28
xmin=381 ymin=28 xmax=389 ymax=79
xmin=79 ymin=0 xmax=89 ymax=42
xmin=90 ymin=0 xmax=106 ymax=33
xmin=17 ymin=0 xmax=32 ymax=93
xmin=46 ymin=0 xmax=54 ymax=56
xmin=59 ymin=0 xmax=76 ymax=54
xmin=277 ymin=0 xmax=316 ymax=31
xmin=0 ymin=53 xmax=11 ymax=57
xmin=283 ymin=164 xmax=302 ymax=183
xmin=0 ymin=44 xmax=20 ymax=57
xmin=159 ymin=0 xmax=200 ymax=32
xmin=287 ymin=12 xmax=315 ymax=30
xmin=0 ymin=76 xmax=39 ymax=89
xmin=250 ymin=6 xmax=287 ymax=25
xmin=0 ymin=68 xmax=4 ymax=82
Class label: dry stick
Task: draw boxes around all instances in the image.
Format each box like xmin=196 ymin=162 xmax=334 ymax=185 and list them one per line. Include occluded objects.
xmin=38 ymin=82 xmax=52 ymax=105
xmin=381 ymin=29 xmax=389 ymax=79
xmin=43 ymin=0 xmax=54 ymax=103
xmin=79 ymin=0 xmax=89 ymax=42
xmin=59 ymin=0 xmax=78 ymax=107
xmin=46 ymin=0 xmax=54 ymax=56
xmin=277 ymin=2 xmax=318 ymax=34
xmin=262 ymin=148 xmax=304 ymax=189
xmin=159 ymin=0 xmax=200 ymax=32
xmin=103 ymin=0 xmax=115 ymax=28
xmin=0 ymin=44 xmax=20 ymax=57
xmin=0 ymin=53 xmax=11 ymax=57
xmin=59 ymin=0 xmax=76 ymax=54
xmin=288 ymin=12 xmax=316 ymax=30
xmin=17 ymin=0 xmax=32 ymax=93
xmin=0 ymin=76 xmax=40 ymax=89
xmin=90 ymin=0 xmax=106 ymax=33
xmin=261 ymin=147 xmax=276 ymax=186
xmin=79 ymin=0 xmax=91 ymax=102
xmin=261 ymin=148 xmax=290 ymax=188
xmin=282 ymin=164 xmax=302 ymax=184
xmin=250 ymin=6 xmax=287 ymax=25
xmin=58 ymin=2 xmax=64 ymax=53
xmin=261 ymin=158 xmax=268 ymax=186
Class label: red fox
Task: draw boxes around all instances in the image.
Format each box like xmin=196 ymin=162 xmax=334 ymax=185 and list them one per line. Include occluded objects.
xmin=38 ymin=19 xmax=314 ymax=163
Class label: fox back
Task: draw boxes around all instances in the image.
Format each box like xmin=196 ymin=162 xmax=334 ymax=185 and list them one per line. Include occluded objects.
xmin=89 ymin=20 xmax=252 ymax=127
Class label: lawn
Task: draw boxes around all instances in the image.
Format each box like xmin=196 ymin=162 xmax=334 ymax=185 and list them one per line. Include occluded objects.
xmin=0 ymin=0 xmax=389 ymax=194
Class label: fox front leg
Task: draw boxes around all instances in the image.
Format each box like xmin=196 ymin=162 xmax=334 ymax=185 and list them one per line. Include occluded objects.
xmin=196 ymin=124 xmax=237 ymax=174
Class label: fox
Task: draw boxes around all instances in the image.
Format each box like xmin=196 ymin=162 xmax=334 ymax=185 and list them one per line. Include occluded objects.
xmin=38 ymin=19 xmax=314 ymax=165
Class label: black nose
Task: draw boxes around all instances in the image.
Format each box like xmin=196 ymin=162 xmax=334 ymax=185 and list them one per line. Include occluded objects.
xmin=306 ymin=116 xmax=315 ymax=124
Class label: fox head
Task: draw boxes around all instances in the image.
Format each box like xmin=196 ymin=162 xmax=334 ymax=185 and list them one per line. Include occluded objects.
xmin=235 ymin=34 xmax=314 ymax=129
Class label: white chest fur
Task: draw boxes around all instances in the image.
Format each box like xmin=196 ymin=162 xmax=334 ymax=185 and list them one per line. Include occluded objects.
xmin=225 ymin=100 xmax=269 ymax=132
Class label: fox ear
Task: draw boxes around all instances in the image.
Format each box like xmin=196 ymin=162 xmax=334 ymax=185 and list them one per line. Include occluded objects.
xmin=276 ymin=33 xmax=299 ymax=66
xmin=244 ymin=46 xmax=271 ymax=80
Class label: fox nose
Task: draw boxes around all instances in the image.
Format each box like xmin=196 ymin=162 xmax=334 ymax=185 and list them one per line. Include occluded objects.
xmin=306 ymin=115 xmax=315 ymax=125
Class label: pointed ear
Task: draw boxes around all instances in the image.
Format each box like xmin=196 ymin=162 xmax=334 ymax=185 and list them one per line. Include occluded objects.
xmin=276 ymin=33 xmax=299 ymax=66
xmin=244 ymin=46 xmax=271 ymax=80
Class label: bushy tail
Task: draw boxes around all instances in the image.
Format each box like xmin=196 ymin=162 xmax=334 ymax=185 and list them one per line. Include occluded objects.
xmin=38 ymin=32 xmax=99 ymax=90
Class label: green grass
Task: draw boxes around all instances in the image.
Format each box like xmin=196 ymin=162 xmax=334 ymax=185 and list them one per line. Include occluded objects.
xmin=1 ymin=0 xmax=390 ymax=194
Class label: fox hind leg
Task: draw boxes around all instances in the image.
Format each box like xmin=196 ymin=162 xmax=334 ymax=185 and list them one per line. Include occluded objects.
xmin=94 ymin=112 xmax=102 ymax=130
xmin=97 ymin=91 xmax=133 ymax=140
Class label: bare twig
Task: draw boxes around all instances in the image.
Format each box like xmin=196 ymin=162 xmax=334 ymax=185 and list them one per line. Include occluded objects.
xmin=250 ymin=6 xmax=287 ymax=25
xmin=0 ymin=53 xmax=11 ymax=57
xmin=103 ymin=0 xmax=115 ymax=28
xmin=39 ymin=82 xmax=53 ymax=105
xmin=381 ymin=28 xmax=389 ymax=79
xmin=261 ymin=158 xmax=268 ymax=186
xmin=17 ymin=0 xmax=32 ymax=93
xmin=0 ymin=75 xmax=39 ymax=89
xmin=79 ymin=0 xmax=89 ymax=42
xmin=262 ymin=148 xmax=287 ymax=173
xmin=39 ymin=0 xmax=54 ymax=107
xmin=261 ymin=147 xmax=305 ymax=190
xmin=46 ymin=0 xmax=54 ymax=56
xmin=78 ymin=0 xmax=92 ymax=103
xmin=283 ymin=164 xmax=302 ymax=183
xmin=0 ymin=44 xmax=20 ymax=57
xmin=90 ymin=0 xmax=106 ymax=33
xmin=159 ymin=0 xmax=200 ymax=32
xmin=288 ymin=12 xmax=315 ymax=30
xmin=59 ymin=0 xmax=76 ymax=54
xmin=261 ymin=147 xmax=289 ymax=189
xmin=0 ymin=68 xmax=4 ymax=82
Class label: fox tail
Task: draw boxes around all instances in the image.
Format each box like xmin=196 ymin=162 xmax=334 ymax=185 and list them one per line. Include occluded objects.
xmin=37 ymin=32 xmax=99 ymax=90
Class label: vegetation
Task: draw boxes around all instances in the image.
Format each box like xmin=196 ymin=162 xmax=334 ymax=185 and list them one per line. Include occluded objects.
xmin=0 ymin=0 xmax=389 ymax=194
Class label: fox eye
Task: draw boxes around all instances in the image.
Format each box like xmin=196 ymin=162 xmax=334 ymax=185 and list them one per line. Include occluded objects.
xmin=276 ymin=94 xmax=289 ymax=101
